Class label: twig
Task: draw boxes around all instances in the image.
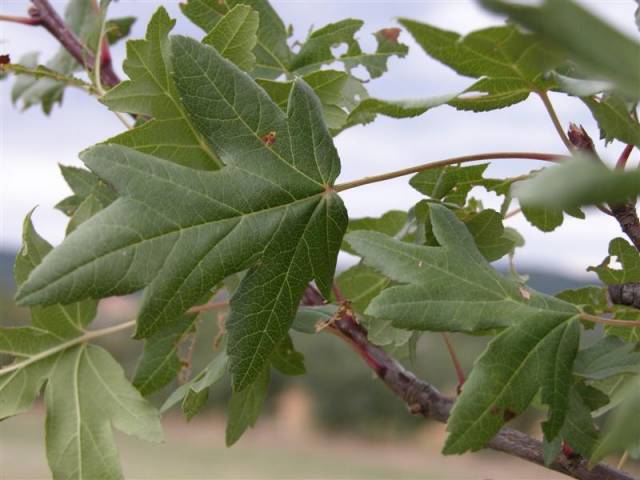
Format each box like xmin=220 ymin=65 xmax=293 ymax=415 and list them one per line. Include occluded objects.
xmin=441 ymin=333 xmax=465 ymax=394
xmin=301 ymin=285 xmax=635 ymax=480
xmin=567 ymin=124 xmax=640 ymax=251
xmin=332 ymin=282 xmax=345 ymax=302
xmin=580 ymin=312 xmax=640 ymax=328
xmin=186 ymin=300 xmax=229 ymax=314
xmin=0 ymin=319 xmax=135 ymax=376
xmin=0 ymin=14 xmax=40 ymax=25
xmin=334 ymin=152 xmax=566 ymax=192
xmin=538 ymin=91 xmax=574 ymax=151
xmin=608 ymin=283 xmax=640 ymax=309
xmin=26 ymin=0 xmax=119 ymax=88
xmin=618 ymin=451 xmax=630 ymax=471
xmin=616 ymin=145 xmax=634 ymax=170
xmin=504 ymin=207 xmax=522 ymax=220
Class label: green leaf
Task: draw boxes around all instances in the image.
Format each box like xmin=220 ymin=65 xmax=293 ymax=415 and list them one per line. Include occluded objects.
xmin=464 ymin=209 xmax=517 ymax=261
xmin=45 ymin=345 xmax=163 ymax=480
xmin=258 ymin=70 xmax=368 ymax=131
xmin=342 ymin=93 xmax=457 ymax=129
xmin=551 ymin=71 xmax=613 ymax=97
xmin=591 ymin=375 xmax=640 ymax=464
xmin=161 ymin=349 xmax=228 ymax=413
xmin=10 ymin=0 xmax=98 ymax=113
xmin=445 ymin=316 xmax=580 ymax=453
xmin=400 ymin=19 xmax=562 ymax=111
xmin=582 ymin=94 xmax=640 ymax=147
xmin=588 ymin=238 xmax=640 ymax=285
xmin=480 ymin=0 xmax=640 ymax=98
xmin=226 ymin=365 xmax=270 ymax=446
xmin=574 ymin=336 xmax=640 ymax=380
xmin=55 ymin=165 xmax=117 ymax=219
xmin=202 ymin=5 xmax=259 ymax=72
xmin=17 ymin=37 xmax=348 ymax=392
xmin=345 ymin=204 xmax=576 ymax=333
xmin=181 ymin=0 xmax=291 ymax=79
xmin=342 ymin=210 xmax=407 ymax=255
xmin=409 ymin=163 xmax=496 ymax=206
xmin=66 ymin=194 xmax=106 ymax=234
xmin=555 ymin=286 xmax=607 ymax=313
xmin=553 ymin=384 xmax=601 ymax=459
xmin=181 ymin=387 xmax=209 ymax=421
xmin=514 ymin=157 xmax=640 ymax=210
xmin=101 ymin=8 xmax=222 ymax=170
xmin=105 ymin=16 xmax=136 ymax=45
xmin=605 ymin=308 xmax=640 ymax=343
xmin=290 ymin=20 xmax=408 ymax=79
xmin=271 ymin=335 xmax=305 ymax=376
xmin=346 ymin=205 xmax=580 ymax=451
xmin=520 ymin=204 xmax=564 ymax=233
xmin=133 ymin=314 xmax=198 ymax=396
xmin=337 ymin=264 xmax=391 ymax=313
xmin=292 ymin=305 xmax=337 ymax=334
xmin=2 ymin=215 xmax=161 ymax=480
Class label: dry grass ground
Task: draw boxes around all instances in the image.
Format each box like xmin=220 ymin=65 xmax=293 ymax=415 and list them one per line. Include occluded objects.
xmin=5 ymin=402 xmax=629 ymax=480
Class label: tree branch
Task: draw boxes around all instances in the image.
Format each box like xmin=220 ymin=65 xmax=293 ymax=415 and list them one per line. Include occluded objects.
xmin=567 ymin=124 xmax=640 ymax=251
xmin=26 ymin=0 xmax=119 ymax=88
xmin=302 ymin=286 xmax=635 ymax=480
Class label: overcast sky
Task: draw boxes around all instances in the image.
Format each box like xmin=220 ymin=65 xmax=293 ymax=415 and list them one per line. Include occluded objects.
xmin=1 ymin=0 xmax=638 ymax=280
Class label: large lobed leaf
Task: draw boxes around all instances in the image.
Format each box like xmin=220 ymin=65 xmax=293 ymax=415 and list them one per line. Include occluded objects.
xmin=399 ymin=19 xmax=563 ymax=111
xmin=1 ymin=215 xmax=162 ymax=480
xmin=346 ymin=204 xmax=580 ymax=453
xmin=480 ymin=0 xmax=640 ymax=99
xmin=16 ymin=36 xmax=348 ymax=392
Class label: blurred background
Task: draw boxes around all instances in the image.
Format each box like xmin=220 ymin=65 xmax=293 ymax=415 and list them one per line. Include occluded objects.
xmin=1 ymin=1 xmax=640 ymax=479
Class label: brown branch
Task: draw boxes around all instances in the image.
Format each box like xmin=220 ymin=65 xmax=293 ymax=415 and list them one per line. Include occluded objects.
xmin=567 ymin=125 xmax=640 ymax=251
xmin=26 ymin=0 xmax=119 ymax=88
xmin=301 ymin=286 xmax=636 ymax=480
xmin=608 ymin=283 xmax=640 ymax=309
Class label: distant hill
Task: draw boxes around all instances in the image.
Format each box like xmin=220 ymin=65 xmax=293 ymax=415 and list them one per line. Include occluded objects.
xmin=0 ymin=248 xmax=594 ymax=298
xmin=0 ymin=250 xmax=15 ymax=292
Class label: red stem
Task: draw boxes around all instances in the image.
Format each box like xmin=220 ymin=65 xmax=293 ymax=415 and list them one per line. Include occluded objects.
xmin=441 ymin=332 xmax=465 ymax=394
xmin=27 ymin=0 xmax=119 ymax=88
xmin=0 ymin=14 xmax=41 ymax=25
xmin=616 ymin=144 xmax=634 ymax=170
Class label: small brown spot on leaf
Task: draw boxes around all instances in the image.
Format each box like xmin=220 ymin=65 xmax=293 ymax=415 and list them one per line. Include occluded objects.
xmin=261 ymin=131 xmax=277 ymax=146
xmin=0 ymin=54 xmax=10 ymax=65
xmin=503 ymin=408 xmax=517 ymax=422
xmin=380 ymin=28 xmax=401 ymax=43
xmin=490 ymin=405 xmax=500 ymax=416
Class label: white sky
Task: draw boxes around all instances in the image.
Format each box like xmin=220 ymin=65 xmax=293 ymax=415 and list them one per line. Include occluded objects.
xmin=0 ymin=0 xmax=638 ymax=279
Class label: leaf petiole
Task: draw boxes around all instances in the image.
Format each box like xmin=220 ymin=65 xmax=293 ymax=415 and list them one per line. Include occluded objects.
xmin=334 ymin=152 xmax=566 ymax=192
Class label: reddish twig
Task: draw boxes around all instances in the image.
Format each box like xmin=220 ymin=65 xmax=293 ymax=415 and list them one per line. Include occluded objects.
xmin=186 ymin=300 xmax=229 ymax=314
xmin=567 ymin=124 xmax=640 ymax=250
xmin=0 ymin=14 xmax=40 ymax=25
xmin=616 ymin=145 xmax=635 ymax=170
xmin=440 ymin=332 xmax=465 ymax=394
xmin=22 ymin=0 xmax=120 ymax=88
xmin=301 ymin=285 xmax=635 ymax=480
